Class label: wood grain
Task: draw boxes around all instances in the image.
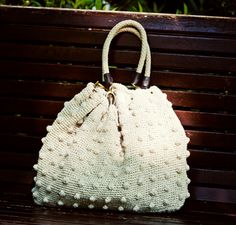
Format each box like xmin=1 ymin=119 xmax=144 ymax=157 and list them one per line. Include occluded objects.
xmin=0 ymin=5 xmax=236 ymax=219
xmin=1 ymin=62 xmax=236 ymax=92
xmin=1 ymin=24 xmax=236 ymax=54
xmin=1 ymin=43 xmax=236 ymax=72
xmin=0 ymin=6 xmax=236 ymax=35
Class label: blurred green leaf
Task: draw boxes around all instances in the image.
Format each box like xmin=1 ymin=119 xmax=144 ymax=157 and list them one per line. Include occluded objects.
xmin=96 ymin=0 xmax=102 ymax=10
xmin=189 ymin=0 xmax=198 ymax=11
xmin=0 ymin=0 xmax=6 ymax=4
xmin=138 ymin=1 xmax=143 ymax=12
xmin=0 ymin=0 xmax=235 ymax=17
xmin=176 ymin=9 xmax=182 ymax=14
xmin=152 ymin=2 xmax=165 ymax=13
xmin=184 ymin=3 xmax=188 ymax=14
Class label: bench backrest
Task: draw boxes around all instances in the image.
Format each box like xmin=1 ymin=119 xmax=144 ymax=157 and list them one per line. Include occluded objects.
xmin=0 ymin=6 xmax=236 ymax=212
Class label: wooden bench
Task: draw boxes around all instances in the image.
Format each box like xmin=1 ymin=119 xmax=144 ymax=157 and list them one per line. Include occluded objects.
xmin=0 ymin=5 xmax=236 ymax=224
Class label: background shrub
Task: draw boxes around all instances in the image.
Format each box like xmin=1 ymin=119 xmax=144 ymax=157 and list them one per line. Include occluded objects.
xmin=0 ymin=0 xmax=235 ymax=17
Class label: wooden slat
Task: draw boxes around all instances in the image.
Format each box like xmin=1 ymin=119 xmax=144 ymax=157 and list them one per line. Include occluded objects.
xmin=187 ymin=130 xmax=236 ymax=150
xmin=1 ymin=91 xmax=236 ymax=114
xmin=0 ymin=183 xmax=235 ymax=209
xmin=0 ymin=199 xmax=234 ymax=225
xmin=0 ymin=169 xmax=34 ymax=185
xmin=0 ymin=116 xmax=52 ymax=136
xmin=2 ymin=80 xmax=235 ymax=110
xmin=0 ymin=196 xmax=235 ymax=225
xmin=0 ymin=43 xmax=236 ymax=72
xmin=1 ymin=192 xmax=236 ymax=215
xmin=0 ymin=193 xmax=235 ymax=225
xmin=0 ymin=169 xmax=236 ymax=201
xmin=154 ymin=72 xmax=236 ymax=92
xmin=175 ymin=110 xmax=236 ymax=131
xmin=189 ymin=186 xmax=236 ymax=204
xmin=0 ymin=183 xmax=235 ymax=205
xmin=1 ymin=62 xmax=236 ymax=92
xmin=1 ymin=24 xmax=236 ymax=54
xmin=0 ymin=184 xmax=31 ymax=197
xmin=188 ymin=150 xmax=236 ymax=170
xmin=1 ymin=148 xmax=236 ymax=171
xmin=165 ymin=91 xmax=236 ymax=111
xmin=1 ymin=168 xmax=236 ymax=188
xmin=0 ymin=152 xmax=37 ymax=169
xmin=0 ymin=204 xmax=191 ymax=225
xmin=0 ymin=61 xmax=101 ymax=82
xmin=0 ymin=205 xmax=234 ymax=225
xmin=189 ymin=169 xmax=236 ymax=187
xmin=182 ymin=201 xmax=236 ymax=216
xmin=0 ymin=98 xmax=63 ymax=116
xmin=0 ymin=80 xmax=86 ymax=99
xmin=1 ymin=121 xmax=236 ymax=151
xmin=1 ymin=111 xmax=236 ymax=137
xmin=0 ymin=6 xmax=236 ymax=35
xmin=0 ymin=134 xmax=41 ymax=153
xmin=2 ymin=79 xmax=236 ymax=99
xmin=1 ymin=131 xmax=235 ymax=154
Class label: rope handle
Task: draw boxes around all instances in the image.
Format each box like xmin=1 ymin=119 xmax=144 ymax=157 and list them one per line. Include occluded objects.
xmin=102 ymin=20 xmax=151 ymax=89
xmin=115 ymin=27 xmax=151 ymax=88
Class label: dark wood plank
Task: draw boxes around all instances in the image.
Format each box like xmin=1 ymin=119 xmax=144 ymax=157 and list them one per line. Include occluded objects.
xmin=153 ymin=72 xmax=236 ymax=92
xmin=1 ymin=168 xmax=236 ymax=193
xmin=1 ymin=129 xmax=235 ymax=153
xmin=0 ymin=169 xmax=33 ymax=185
xmin=187 ymin=130 xmax=236 ymax=150
xmin=182 ymin=200 xmax=236 ymax=217
xmin=189 ymin=169 xmax=236 ymax=187
xmin=0 ymin=80 xmax=85 ymax=99
xmin=0 ymin=43 xmax=236 ymax=72
xmin=1 ymin=91 xmax=236 ymax=116
xmin=0 ymin=61 xmax=102 ymax=82
xmin=0 ymin=97 xmax=63 ymax=116
xmin=0 ymin=152 xmax=37 ymax=169
xmin=0 ymin=196 xmax=235 ymax=225
xmin=1 ymin=62 xmax=236 ymax=92
xmin=1 ymin=110 xmax=236 ymax=138
xmin=0 ymin=193 xmax=235 ymax=225
xmin=1 ymin=148 xmax=236 ymax=171
xmin=166 ymin=91 xmax=236 ymax=112
xmin=0 ymin=6 xmax=236 ymax=36
xmin=2 ymin=79 xmax=236 ymax=99
xmin=189 ymin=186 xmax=236 ymax=204
xmin=0 ymin=116 xmax=52 ymax=136
xmin=0 ymin=184 xmax=31 ymax=196
xmin=188 ymin=150 xmax=236 ymax=170
xmin=1 ymin=168 xmax=236 ymax=204
xmin=175 ymin=110 xmax=236 ymax=131
xmin=1 ymin=24 xmax=236 ymax=54
xmin=0 ymin=134 xmax=41 ymax=153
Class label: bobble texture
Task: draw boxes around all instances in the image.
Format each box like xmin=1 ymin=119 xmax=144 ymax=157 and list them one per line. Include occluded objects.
xmin=103 ymin=205 xmax=108 ymax=210
xmin=33 ymin=82 xmax=190 ymax=212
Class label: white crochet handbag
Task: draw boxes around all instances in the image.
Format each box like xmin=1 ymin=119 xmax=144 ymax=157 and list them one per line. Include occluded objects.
xmin=32 ymin=20 xmax=191 ymax=213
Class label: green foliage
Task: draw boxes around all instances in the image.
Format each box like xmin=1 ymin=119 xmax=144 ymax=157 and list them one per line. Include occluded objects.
xmin=95 ymin=0 xmax=102 ymax=10
xmin=0 ymin=0 xmax=235 ymax=16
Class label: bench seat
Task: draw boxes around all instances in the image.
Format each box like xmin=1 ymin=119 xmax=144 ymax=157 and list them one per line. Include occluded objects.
xmin=0 ymin=5 xmax=236 ymax=224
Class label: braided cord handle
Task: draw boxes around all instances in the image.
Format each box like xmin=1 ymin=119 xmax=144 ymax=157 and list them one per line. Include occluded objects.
xmin=116 ymin=27 xmax=151 ymax=88
xmin=102 ymin=20 xmax=151 ymax=88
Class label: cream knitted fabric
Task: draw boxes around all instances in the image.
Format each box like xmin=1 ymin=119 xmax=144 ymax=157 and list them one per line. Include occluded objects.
xmin=32 ymin=82 xmax=190 ymax=212
xmin=32 ymin=20 xmax=191 ymax=213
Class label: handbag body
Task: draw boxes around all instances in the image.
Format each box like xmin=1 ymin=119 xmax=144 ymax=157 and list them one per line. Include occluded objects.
xmin=32 ymin=20 xmax=190 ymax=213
